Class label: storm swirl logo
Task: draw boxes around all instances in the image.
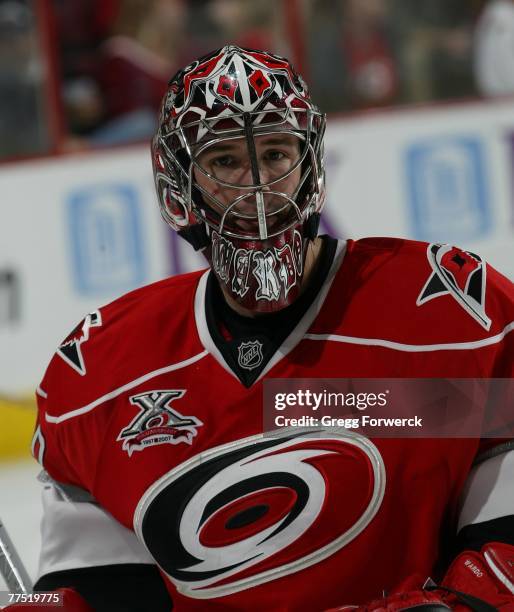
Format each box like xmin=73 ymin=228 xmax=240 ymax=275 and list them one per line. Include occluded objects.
xmin=134 ymin=429 xmax=385 ymax=599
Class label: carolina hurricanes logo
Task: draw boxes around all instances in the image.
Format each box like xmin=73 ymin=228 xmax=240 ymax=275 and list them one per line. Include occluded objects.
xmin=56 ymin=310 xmax=102 ymax=375
xmin=417 ymin=243 xmax=491 ymax=330
xmin=135 ymin=428 xmax=385 ymax=598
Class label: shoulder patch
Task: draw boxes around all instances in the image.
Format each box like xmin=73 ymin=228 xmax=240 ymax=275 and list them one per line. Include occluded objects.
xmin=56 ymin=310 xmax=102 ymax=375
xmin=417 ymin=244 xmax=491 ymax=330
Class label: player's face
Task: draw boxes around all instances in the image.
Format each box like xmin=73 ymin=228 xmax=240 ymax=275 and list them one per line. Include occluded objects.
xmin=193 ymin=133 xmax=303 ymax=233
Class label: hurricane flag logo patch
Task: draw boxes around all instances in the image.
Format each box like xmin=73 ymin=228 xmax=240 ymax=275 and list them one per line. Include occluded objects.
xmin=417 ymin=243 xmax=491 ymax=330
xmin=56 ymin=310 xmax=102 ymax=375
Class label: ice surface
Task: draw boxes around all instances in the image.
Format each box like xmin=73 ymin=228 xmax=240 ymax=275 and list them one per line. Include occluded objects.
xmin=0 ymin=459 xmax=42 ymax=591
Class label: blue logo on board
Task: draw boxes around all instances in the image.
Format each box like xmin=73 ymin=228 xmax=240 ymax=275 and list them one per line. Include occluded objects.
xmin=405 ymin=137 xmax=492 ymax=242
xmin=67 ymin=184 xmax=146 ymax=295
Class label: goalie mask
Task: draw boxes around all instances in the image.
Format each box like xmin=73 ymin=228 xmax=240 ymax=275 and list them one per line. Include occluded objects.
xmin=152 ymin=45 xmax=326 ymax=313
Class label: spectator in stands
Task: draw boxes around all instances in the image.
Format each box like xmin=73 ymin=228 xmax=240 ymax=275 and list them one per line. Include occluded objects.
xmin=90 ymin=0 xmax=184 ymax=145
xmin=307 ymin=0 xmax=399 ymax=112
xmin=60 ymin=0 xmax=189 ymax=147
xmin=390 ymin=0 xmax=480 ymax=102
xmin=59 ymin=0 xmax=282 ymax=147
xmin=0 ymin=0 xmax=47 ymax=158
xmin=206 ymin=0 xmax=275 ymax=51
xmin=173 ymin=0 xmax=280 ymax=63
xmin=339 ymin=0 xmax=399 ymax=109
xmin=474 ymin=0 xmax=514 ymax=97
xmin=52 ymin=0 xmax=119 ymax=138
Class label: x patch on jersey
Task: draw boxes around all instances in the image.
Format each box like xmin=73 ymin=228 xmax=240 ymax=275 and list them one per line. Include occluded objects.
xmin=56 ymin=310 xmax=102 ymax=375
xmin=118 ymin=390 xmax=203 ymax=456
xmin=417 ymin=243 xmax=491 ymax=330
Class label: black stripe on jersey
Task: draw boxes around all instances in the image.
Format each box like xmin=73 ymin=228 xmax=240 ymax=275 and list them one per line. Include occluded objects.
xmin=34 ymin=564 xmax=173 ymax=611
xmin=454 ymin=515 xmax=514 ymax=553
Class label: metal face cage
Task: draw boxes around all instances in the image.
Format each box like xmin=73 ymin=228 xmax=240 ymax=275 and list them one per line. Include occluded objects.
xmin=154 ymin=106 xmax=326 ymax=242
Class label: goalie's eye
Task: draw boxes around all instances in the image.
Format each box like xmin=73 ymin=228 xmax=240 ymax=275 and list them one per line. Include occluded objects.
xmin=211 ymin=154 xmax=238 ymax=169
xmin=264 ymin=150 xmax=286 ymax=162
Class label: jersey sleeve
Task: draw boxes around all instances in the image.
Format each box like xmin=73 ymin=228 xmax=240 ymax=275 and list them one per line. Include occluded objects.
xmin=475 ymin=263 xmax=514 ymax=454
xmin=455 ymin=264 xmax=514 ymax=551
xmin=33 ymin=300 xmax=143 ymax=492
xmin=32 ymin=310 xmax=160 ymax=586
xmin=37 ymin=479 xmax=155 ymax=579
xmin=32 ymin=393 xmax=77 ymax=485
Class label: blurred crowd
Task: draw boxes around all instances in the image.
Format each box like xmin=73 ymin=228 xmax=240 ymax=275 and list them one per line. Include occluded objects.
xmin=55 ymin=0 xmax=280 ymax=148
xmin=1 ymin=0 xmax=514 ymax=159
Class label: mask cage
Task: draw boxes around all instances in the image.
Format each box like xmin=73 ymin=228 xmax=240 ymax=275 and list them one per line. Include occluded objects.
xmin=154 ymin=107 xmax=326 ymax=241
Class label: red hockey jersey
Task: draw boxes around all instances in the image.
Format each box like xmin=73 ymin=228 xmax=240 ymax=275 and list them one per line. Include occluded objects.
xmin=34 ymin=238 xmax=514 ymax=611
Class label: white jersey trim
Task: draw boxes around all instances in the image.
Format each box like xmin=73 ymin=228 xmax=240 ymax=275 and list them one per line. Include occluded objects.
xmin=194 ymin=240 xmax=348 ymax=384
xmin=36 ymin=386 xmax=47 ymax=399
xmin=31 ymin=425 xmax=45 ymax=465
xmin=38 ymin=483 xmax=154 ymax=579
xmin=44 ymin=350 xmax=208 ymax=424
xmin=194 ymin=269 xmax=238 ymax=381
xmin=305 ymin=320 xmax=514 ymax=353
xmin=484 ymin=549 xmax=514 ymax=595
xmin=458 ymin=449 xmax=514 ymax=531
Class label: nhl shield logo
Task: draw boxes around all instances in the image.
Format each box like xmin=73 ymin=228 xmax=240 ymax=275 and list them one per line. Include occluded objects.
xmin=238 ymin=340 xmax=263 ymax=370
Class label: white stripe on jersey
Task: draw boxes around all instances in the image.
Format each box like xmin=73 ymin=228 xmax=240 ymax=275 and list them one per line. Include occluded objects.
xmin=305 ymin=320 xmax=514 ymax=353
xmin=36 ymin=386 xmax=48 ymax=398
xmin=484 ymin=548 xmax=514 ymax=594
xmin=31 ymin=425 xmax=45 ymax=465
xmin=458 ymin=449 xmax=514 ymax=531
xmin=44 ymin=350 xmax=208 ymax=424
